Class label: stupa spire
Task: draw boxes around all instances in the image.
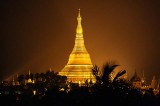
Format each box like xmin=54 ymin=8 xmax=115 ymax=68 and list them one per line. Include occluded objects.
xmin=49 ymin=68 xmax=52 ymax=72
xmin=59 ymin=9 xmax=95 ymax=84
xmin=76 ymin=8 xmax=83 ymax=34
xmin=142 ymin=70 xmax=145 ymax=77
xmin=28 ymin=70 xmax=31 ymax=76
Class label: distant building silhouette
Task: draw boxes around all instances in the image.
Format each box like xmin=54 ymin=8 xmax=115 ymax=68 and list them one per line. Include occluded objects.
xmin=130 ymin=70 xmax=159 ymax=95
xmin=151 ymin=75 xmax=157 ymax=89
xmin=130 ymin=71 xmax=142 ymax=88
xmin=25 ymin=70 xmax=34 ymax=84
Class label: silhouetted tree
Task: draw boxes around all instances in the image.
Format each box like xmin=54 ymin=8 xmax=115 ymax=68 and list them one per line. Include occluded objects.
xmin=112 ymin=70 xmax=126 ymax=83
xmin=92 ymin=62 xmax=126 ymax=87
xmin=17 ymin=74 xmax=25 ymax=84
xmin=92 ymin=65 xmax=102 ymax=84
xmin=101 ymin=62 xmax=119 ymax=86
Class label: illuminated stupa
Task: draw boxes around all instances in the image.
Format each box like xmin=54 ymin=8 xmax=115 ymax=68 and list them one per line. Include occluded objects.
xmin=59 ymin=9 xmax=95 ymax=84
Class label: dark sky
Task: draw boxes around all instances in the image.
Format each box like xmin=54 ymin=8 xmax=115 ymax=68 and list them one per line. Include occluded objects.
xmin=1 ymin=0 xmax=160 ymax=82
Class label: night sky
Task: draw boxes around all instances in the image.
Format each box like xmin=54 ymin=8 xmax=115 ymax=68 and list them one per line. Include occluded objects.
xmin=1 ymin=0 xmax=160 ymax=82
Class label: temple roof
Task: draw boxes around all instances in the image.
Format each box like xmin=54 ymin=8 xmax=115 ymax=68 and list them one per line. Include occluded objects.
xmin=130 ymin=71 xmax=141 ymax=82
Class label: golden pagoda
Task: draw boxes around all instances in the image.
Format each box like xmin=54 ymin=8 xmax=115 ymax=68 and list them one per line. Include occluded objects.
xmin=59 ymin=9 xmax=96 ymax=84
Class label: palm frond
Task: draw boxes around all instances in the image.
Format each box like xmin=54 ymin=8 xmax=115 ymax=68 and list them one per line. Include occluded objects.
xmin=103 ymin=63 xmax=119 ymax=76
xmin=92 ymin=65 xmax=99 ymax=77
xmin=113 ymin=70 xmax=126 ymax=82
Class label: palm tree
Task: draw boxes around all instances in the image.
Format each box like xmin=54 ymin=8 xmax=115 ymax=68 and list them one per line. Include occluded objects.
xmin=92 ymin=62 xmax=126 ymax=86
xmin=92 ymin=65 xmax=102 ymax=84
xmin=102 ymin=62 xmax=119 ymax=86
xmin=112 ymin=70 xmax=126 ymax=83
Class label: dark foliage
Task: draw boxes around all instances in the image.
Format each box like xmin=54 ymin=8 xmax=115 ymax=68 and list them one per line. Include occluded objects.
xmin=0 ymin=63 xmax=160 ymax=106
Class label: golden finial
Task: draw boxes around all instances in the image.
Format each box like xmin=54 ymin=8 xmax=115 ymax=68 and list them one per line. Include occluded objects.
xmin=78 ymin=8 xmax=81 ymax=17
xmin=76 ymin=8 xmax=83 ymax=34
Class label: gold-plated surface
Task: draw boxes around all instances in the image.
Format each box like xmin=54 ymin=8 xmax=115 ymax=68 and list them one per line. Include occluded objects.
xmin=59 ymin=10 xmax=95 ymax=84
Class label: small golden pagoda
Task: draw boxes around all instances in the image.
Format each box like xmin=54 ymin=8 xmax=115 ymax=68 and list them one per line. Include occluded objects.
xmin=59 ymin=9 xmax=95 ymax=84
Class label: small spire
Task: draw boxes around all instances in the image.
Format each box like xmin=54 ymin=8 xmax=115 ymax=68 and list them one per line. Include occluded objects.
xmin=17 ymin=73 xmax=19 ymax=78
xmin=134 ymin=69 xmax=137 ymax=75
xmin=157 ymin=79 xmax=160 ymax=90
xmin=29 ymin=70 xmax=31 ymax=76
xmin=49 ymin=68 xmax=52 ymax=72
xmin=142 ymin=69 xmax=145 ymax=77
xmin=153 ymin=75 xmax=156 ymax=80
xmin=12 ymin=76 xmax=15 ymax=86
xmin=12 ymin=76 xmax=15 ymax=81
